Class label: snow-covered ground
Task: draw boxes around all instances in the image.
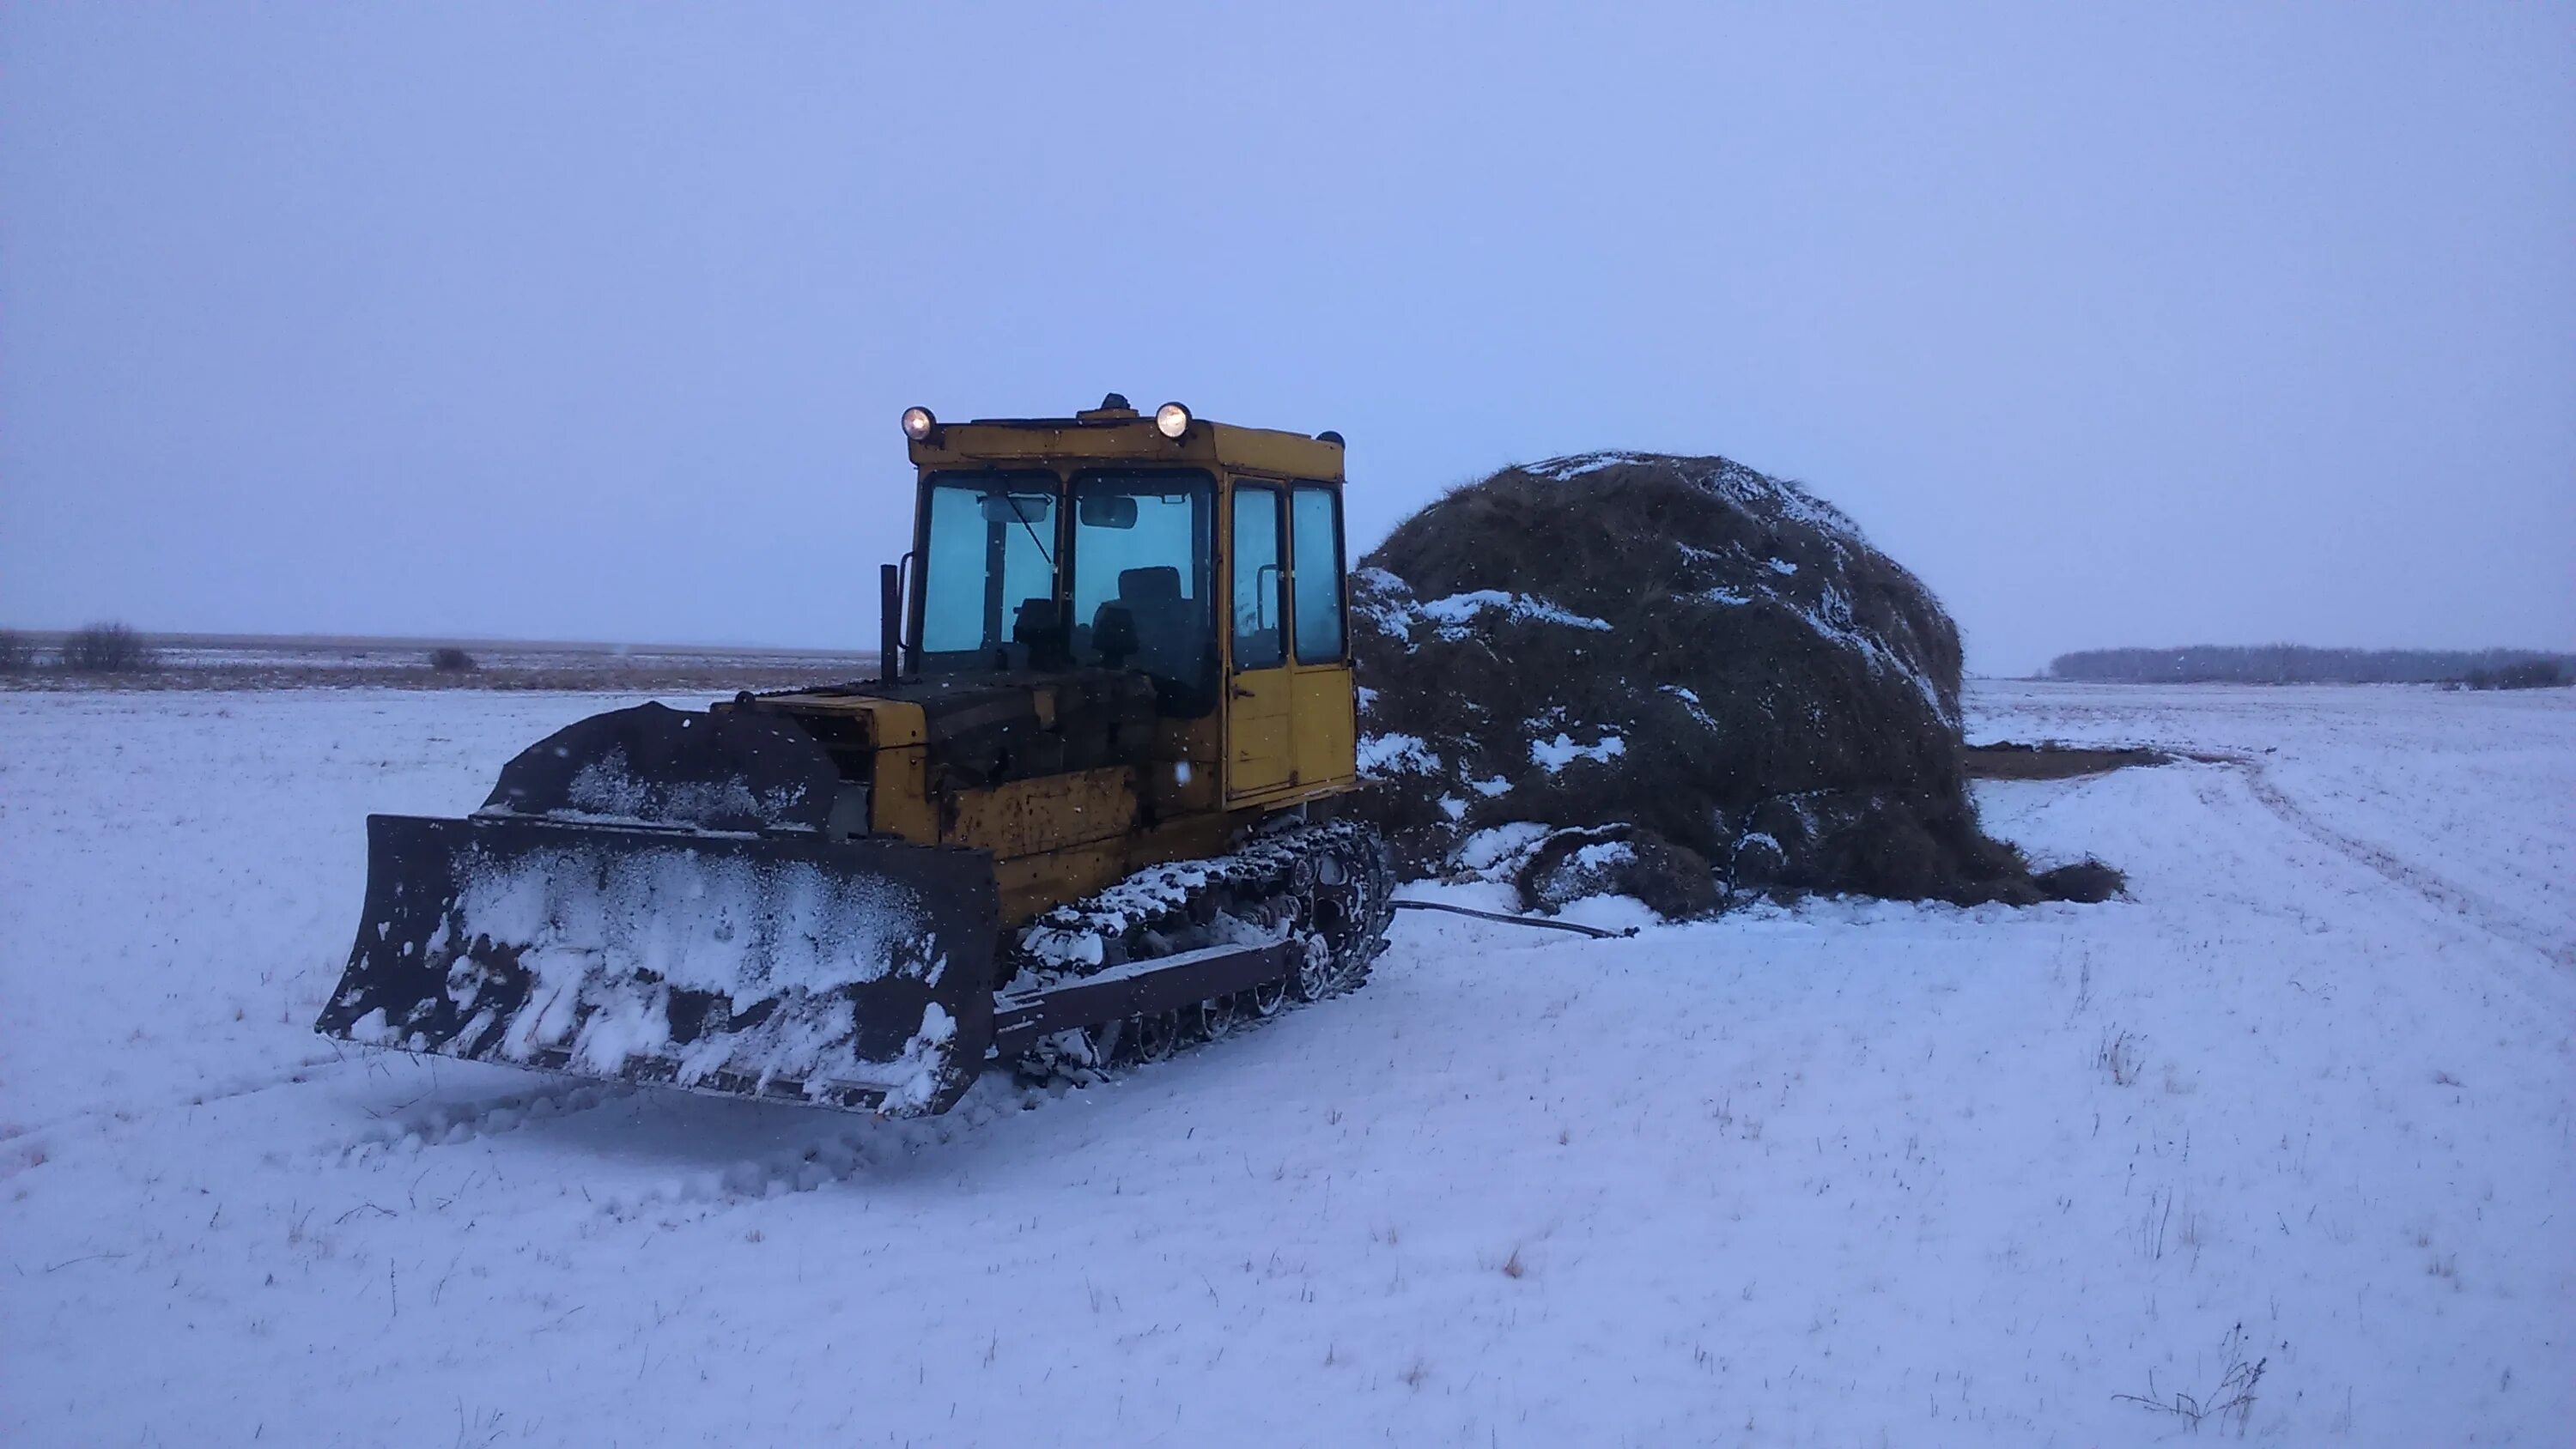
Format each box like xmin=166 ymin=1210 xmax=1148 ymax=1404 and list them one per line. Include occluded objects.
xmin=2 ymin=682 xmax=2568 ymax=1446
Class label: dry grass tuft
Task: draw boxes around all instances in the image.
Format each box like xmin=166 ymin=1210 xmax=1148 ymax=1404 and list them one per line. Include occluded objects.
xmin=2114 ymin=1323 xmax=2267 ymax=1434
xmin=2098 ymin=1028 xmax=2144 ymax=1088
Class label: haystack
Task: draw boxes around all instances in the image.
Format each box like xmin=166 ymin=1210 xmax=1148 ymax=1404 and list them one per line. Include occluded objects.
xmin=1353 ymin=452 xmax=2099 ymax=915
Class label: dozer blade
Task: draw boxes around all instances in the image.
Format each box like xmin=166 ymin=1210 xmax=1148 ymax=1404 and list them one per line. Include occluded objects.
xmin=317 ymin=815 xmax=1001 ymax=1115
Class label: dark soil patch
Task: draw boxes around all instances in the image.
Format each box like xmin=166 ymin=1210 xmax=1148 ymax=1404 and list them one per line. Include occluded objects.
xmin=1965 ymin=743 xmax=2173 ymax=780
xmin=2034 ymin=858 xmax=2128 ymax=902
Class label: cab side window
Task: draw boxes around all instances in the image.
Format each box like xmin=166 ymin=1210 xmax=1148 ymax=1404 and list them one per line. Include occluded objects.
xmin=1231 ymin=484 xmax=1285 ymax=670
xmin=1291 ymin=485 xmax=1345 ymax=664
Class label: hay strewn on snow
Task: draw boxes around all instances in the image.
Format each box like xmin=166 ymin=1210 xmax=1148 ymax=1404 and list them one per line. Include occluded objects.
xmin=1353 ymin=452 xmax=2106 ymax=915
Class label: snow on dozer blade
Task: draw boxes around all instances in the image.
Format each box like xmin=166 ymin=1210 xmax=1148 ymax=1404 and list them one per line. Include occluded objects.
xmin=316 ymin=815 xmax=1002 ymax=1116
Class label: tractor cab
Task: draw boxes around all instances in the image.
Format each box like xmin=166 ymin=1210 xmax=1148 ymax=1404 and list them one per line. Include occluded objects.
xmin=897 ymin=395 xmax=1358 ymax=809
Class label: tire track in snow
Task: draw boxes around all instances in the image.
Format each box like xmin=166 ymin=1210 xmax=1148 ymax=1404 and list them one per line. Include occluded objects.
xmin=1 ymin=1052 xmax=351 ymax=1155
xmin=590 ymin=1131 xmax=890 ymax=1216
xmin=2208 ymin=750 xmax=2576 ymax=1011
xmin=582 ymin=1085 xmax=1032 ymax=1220
xmin=315 ymin=1006 xmax=1268 ymax=1176
xmin=326 ymin=1080 xmax=635 ymax=1163
xmin=322 ymin=1076 xmax=1020 ymax=1216
xmin=314 ymin=1008 xmax=1293 ymax=1211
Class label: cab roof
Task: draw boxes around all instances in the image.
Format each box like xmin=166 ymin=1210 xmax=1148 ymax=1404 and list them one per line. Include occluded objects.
xmin=905 ymin=402 xmax=1346 ymax=482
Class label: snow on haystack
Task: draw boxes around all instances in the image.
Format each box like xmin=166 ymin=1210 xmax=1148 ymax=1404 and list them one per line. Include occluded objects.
xmin=1354 ymin=451 xmax=2094 ymax=915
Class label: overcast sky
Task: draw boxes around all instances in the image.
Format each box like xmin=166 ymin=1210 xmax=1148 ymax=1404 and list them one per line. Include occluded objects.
xmin=3 ymin=3 xmax=2567 ymax=673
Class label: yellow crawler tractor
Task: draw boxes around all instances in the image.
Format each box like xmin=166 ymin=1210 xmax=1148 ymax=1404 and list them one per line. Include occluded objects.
xmin=317 ymin=397 xmax=1393 ymax=1114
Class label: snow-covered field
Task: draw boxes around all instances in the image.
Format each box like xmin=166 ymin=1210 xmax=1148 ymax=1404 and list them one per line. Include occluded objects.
xmin=2 ymin=682 xmax=2568 ymax=1446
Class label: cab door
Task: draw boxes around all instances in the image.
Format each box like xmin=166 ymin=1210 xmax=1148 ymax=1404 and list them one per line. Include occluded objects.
xmin=1285 ymin=482 xmax=1357 ymax=788
xmin=1224 ymin=481 xmax=1295 ymax=799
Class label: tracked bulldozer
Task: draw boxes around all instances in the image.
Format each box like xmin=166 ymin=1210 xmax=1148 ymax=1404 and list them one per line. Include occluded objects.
xmin=317 ymin=397 xmax=1393 ymax=1115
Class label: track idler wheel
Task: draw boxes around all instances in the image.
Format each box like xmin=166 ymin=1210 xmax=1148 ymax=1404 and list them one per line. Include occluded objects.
xmin=1199 ymin=993 xmax=1242 ymax=1037
xmin=1132 ymin=1009 xmax=1183 ymax=1063
xmin=1249 ymin=976 xmax=1288 ymax=1016
xmin=1291 ymin=932 xmax=1334 ymax=1002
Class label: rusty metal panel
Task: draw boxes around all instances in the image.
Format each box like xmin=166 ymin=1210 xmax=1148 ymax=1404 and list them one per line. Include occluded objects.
xmin=1139 ymin=714 xmax=1221 ymax=818
xmin=992 ymin=836 xmax=1129 ymax=925
xmin=947 ymin=765 xmax=1138 ymax=861
xmin=989 ymin=809 xmax=1241 ymax=924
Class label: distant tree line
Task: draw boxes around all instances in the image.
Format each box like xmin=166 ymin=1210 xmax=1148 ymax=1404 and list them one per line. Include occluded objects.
xmin=2048 ymin=646 xmax=2573 ymax=688
xmin=1 ymin=624 xmax=490 ymax=677
xmin=0 ymin=622 xmax=160 ymax=675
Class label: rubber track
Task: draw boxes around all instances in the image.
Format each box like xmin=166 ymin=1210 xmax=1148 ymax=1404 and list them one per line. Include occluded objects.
xmin=1004 ymin=820 xmax=1395 ymax=1076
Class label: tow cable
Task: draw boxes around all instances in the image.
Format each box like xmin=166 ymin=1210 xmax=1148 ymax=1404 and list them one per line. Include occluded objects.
xmin=1390 ymin=899 xmax=1639 ymax=940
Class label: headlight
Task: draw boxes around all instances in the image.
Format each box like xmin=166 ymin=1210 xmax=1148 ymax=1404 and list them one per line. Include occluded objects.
xmin=902 ymin=406 xmax=936 ymax=441
xmin=1155 ymin=402 xmax=1190 ymax=440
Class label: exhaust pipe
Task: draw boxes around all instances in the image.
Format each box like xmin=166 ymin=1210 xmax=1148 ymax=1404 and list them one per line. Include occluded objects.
xmin=879 ymin=561 xmax=902 ymax=683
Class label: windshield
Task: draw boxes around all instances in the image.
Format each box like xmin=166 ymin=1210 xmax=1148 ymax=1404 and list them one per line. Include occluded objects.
xmin=916 ymin=471 xmax=1059 ymax=670
xmin=913 ymin=468 xmax=1218 ymax=712
xmin=1068 ymin=470 xmax=1216 ymax=715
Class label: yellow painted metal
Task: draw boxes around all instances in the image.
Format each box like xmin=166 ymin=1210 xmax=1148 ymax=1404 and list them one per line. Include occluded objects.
xmin=1222 ymin=476 xmax=1297 ymax=800
xmin=776 ymin=407 xmax=1377 ymax=921
xmin=990 ymin=809 xmax=1238 ymax=925
xmin=945 ymin=766 xmax=1139 ymax=862
xmin=648 ymin=410 xmax=1372 ymax=941
xmin=992 ymin=838 xmax=1131 ymax=924
xmin=1289 ymin=664 xmax=1358 ymax=791
xmin=714 ymin=691 xmax=943 ymax=843
xmin=864 ymin=700 xmax=937 ymax=843
xmin=910 ymin=417 xmax=1344 ymax=483
xmin=1225 ymin=667 xmax=1295 ymax=798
